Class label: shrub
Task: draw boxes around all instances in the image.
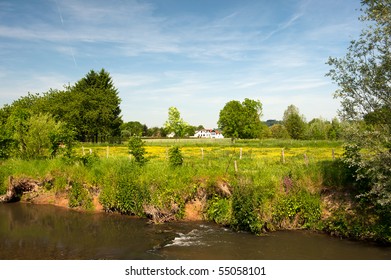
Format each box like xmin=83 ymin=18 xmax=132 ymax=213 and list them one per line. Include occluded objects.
xmin=128 ymin=136 xmax=148 ymax=165
xmin=206 ymin=196 xmax=232 ymax=225
xmin=99 ymin=160 xmax=150 ymax=216
xmin=68 ymin=181 xmax=93 ymax=210
xmin=77 ymin=153 xmax=100 ymax=167
xmin=231 ymin=184 xmax=264 ymax=234
xmin=0 ymin=134 xmax=15 ymax=159
xmin=273 ymin=190 xmax=321 ymax=229
xmin=168 ymin=146 xmax=183 ymax=167
xmin=115 ymin=177 xmax=150 ymax=216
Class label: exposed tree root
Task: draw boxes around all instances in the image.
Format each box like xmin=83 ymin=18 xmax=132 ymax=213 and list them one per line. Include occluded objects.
xmin=0 ymin=176 xmax=43 ymax=203
xmin=143 ymin=203 xmax=179 ymax=224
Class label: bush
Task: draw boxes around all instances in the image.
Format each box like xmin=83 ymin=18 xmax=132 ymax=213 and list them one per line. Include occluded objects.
xmin=231 ymin=184 xmax=264 ymax=234
xmin=128 ymin=136 xmax=148 ymax=165
xmin=273 ymin=190 xmax=321 ymax=229
xmin=68 ymin=181 xmax=93 ymax=210
xmin=77 ymin=153 xmax=100 ymax=167
xmin=168 ymin=146 xmax=183 ymax=167
xmin=9 ymin=113 xmax=73 ymax=159
xmin=115 ymin=177 xmax=150 ymax=216
xmin=0 ymin=135 xmax=15 ymax=159
xmin=206 ymin=196 xmax=232 ymax=225
xmin=99 ymin=160 xmax=150 ymax=216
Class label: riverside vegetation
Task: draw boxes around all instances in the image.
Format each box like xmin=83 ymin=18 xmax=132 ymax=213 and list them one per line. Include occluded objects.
xmin=1 ymin=138 xmax=390 ymax=244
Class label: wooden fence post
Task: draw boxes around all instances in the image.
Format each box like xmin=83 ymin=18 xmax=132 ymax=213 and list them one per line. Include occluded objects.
xmin=82 ymin=146 xmax=85 ymax=156
xmin=281 ymin=148 xmax=285 ymax=164
xmin=240 ymin=148 xmax=243 ymax=160
xmin=332 ymin=149 xmax=335 ymax=160
xmin=304 ymin=153 xmax=309 ymax=166
xmin=201 ymin=148 xmax=204 ymax=160
xmin=106 ymin=146 xmax=109 ymax=158
xmin=234 ymin=160 xmax=238 ymax=173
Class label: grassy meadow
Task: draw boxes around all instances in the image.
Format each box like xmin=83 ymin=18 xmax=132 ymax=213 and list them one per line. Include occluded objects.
xmin=76 ymin=138 xmax=343 ymax=161
xmin=1 ymin=138 xmax=389 ymax=243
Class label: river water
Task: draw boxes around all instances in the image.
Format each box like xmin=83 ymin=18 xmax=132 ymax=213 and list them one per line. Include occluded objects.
xmin=0 ymin=203 xmax=390 ymax=260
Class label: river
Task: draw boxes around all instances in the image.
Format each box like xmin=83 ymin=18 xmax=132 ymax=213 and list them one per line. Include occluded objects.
xmin=0 ymin=203 xmax=390 ymax=260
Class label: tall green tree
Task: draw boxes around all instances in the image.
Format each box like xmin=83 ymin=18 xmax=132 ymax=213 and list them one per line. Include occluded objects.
xmin=327 ymin=0 xmax=391 ymax=207
xmin=70 ymin=69 xmax=122 ymax=142
xmin=327 ymin=118 xmax=342 ymax=140
xmin=218 ymin=98 xmax=263 ymax=140
xmin=282 ymin=105 xmax=307 ymax=140
xmin=10 ymin=69 xmax=123 ymax=143
xmin=307 ymin=118 xmax=330 ymax=140
xmin=164 ymin=107 xmax=189 ymax=138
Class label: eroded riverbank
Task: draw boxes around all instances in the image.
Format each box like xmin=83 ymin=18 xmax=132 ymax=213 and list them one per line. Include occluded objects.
xmin=1 ymin=155 xmax=390 ymax=244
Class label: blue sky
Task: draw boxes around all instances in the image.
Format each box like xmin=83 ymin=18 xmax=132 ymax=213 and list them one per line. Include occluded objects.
xmin=0 ymin=0 xmax=363 ymax=128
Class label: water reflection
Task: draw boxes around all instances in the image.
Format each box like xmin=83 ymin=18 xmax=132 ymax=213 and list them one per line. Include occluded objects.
xmin=0 ymin=203 xmax=390 ymax=260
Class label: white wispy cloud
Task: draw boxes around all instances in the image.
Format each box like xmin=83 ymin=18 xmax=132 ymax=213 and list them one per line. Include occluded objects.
xmin=0 ymin=0 xmax=308 ymax=66
xmin=263 ymin=12 xmax=304 ymax=41
xmin=0 ymin=71 xmax=70 ymax=104
xmin=0 ymin=0 xmax=363 ymax=127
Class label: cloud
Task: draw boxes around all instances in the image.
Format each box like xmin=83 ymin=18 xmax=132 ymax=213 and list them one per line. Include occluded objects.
xmin=0 ymin=0 xmax=363 ymax=127
xmin=0 ymin=0 xmax=298 ymax=63
xmin=112 ymin=73 xmax=160 ymax=88
xmin=0 ymin=70 xmax=71 ymax=104
xmin=0 ymin=0 xmax=173 ymax=52
xmin=263 ymin=12 xmax=304 ymax=41
xmin=0 ymin=0 xmax=313 ymax=70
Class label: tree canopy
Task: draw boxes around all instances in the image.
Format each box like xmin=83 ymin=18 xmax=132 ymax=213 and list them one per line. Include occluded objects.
xmin=327 ymin=0 xmax=391 ymax=207
xmin=0 ymin=69 xmax=124 ymax=158
xmin=282 ymin=105 xmax=307 ymax=140
xmin=164 ymin=107 xmax=189 ymax=138
xmin=1 ymin=69 xmax=122 ymax=146
xmin=218 ymin=98 xmax=263 ymax=140
xmin=69 ymin=69 xmax=122 ymax=142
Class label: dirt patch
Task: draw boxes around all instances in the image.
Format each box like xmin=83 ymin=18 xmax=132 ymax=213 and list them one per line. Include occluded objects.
xmin=93 ymin=195 xmax=103 ymax=211
xmin=25 ymin=191 xmax=69 ymax=208
xmin=27 ymin=191 xmax=104 ymax=212
xmin=0 ymin=176 xmax=41 ymax=203
xmin=184 ymin=198 xmax=205 ymax=221
xmin=321 ymin=187 xmax=355 ymax=219
xmin=0 ymin=176 xmax=104 ymax=213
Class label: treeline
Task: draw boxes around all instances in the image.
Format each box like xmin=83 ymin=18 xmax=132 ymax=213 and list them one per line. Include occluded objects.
xmin=264 ymin=105 xmax=343 ymax=141
xmin=120 ymin=121 xmax=204 ymax=139
xmin=122 ymin=102 xmax=345 ymax=141
xmin=216 ymin=99 xmax=344 ymax=141
xmin=0 ymin=65 xmax=348 ymax=161
xmin=0 ymin=69 xmax=122 ymax=159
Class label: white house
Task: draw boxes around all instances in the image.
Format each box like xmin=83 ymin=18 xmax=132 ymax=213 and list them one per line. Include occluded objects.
xmin=193 ymin=129 xmax=224 ymax=139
